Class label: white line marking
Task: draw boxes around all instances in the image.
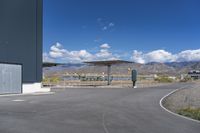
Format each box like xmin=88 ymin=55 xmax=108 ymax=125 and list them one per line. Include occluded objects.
xmin=159 ymin=85 xmax=200 ymax=124
xmin=12 ymin=99 xmax=25 ymax=102
xmin=102 ymin=112 xmax=110 ymax=133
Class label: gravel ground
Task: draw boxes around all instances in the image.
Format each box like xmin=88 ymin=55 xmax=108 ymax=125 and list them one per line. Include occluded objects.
xmin=163 ymin=81 xmax=200 ymax=112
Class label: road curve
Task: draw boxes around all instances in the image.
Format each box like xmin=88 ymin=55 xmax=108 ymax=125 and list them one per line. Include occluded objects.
xmin=0 ymin=83 xmax=199 ymax=133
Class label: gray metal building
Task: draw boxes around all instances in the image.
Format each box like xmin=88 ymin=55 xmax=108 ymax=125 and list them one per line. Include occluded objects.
xmin=0 ymin=0 xmax=43 ymax=93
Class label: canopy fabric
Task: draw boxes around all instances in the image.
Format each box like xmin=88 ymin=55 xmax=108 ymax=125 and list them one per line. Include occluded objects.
xmin=84 ymin=60 xmax=133 ymax=66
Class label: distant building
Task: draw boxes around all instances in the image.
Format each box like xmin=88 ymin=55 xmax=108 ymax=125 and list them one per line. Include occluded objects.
xmin=188 ymin=70 xmax=200 ymax=80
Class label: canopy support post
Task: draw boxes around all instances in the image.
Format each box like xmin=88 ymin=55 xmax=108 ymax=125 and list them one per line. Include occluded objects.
xmin=107 ymin=65 xmax=111 ymax=85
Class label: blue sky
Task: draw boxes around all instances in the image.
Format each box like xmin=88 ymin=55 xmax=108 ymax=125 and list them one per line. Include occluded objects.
xmin=43 ymin=0 xmax=200 ymax=63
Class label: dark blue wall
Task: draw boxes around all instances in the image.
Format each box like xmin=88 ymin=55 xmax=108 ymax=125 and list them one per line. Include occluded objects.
xmin=0 ymin=0 xmax=42 ymax=83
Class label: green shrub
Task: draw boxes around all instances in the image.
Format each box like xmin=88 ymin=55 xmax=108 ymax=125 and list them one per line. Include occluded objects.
xmin=42 ymin=78 xmax=49 ymax=83
xmin=178 ymin=108 xmax=200 ymax=120
xmin=50 ymin=77 xmax=60 ymax=83
xmin=155 ymin=76 xmax=173 ymax=83
xmin=42 ymin=77 xmax=60 ymax=84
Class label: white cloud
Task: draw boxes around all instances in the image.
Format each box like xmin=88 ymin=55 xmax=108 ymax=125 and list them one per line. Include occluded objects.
xmin=132 ymin=50 xmax=145 ymax=64
xmin=102 ymin=26 xmax=108 ymax=31
xmin=145 ymin=50 xmax=174 ymax=63
xmin=100 ymin=43 xmax=111 ymax=49
xmin=49 ymin=42 xmax=67 ymax=58
xmin=109 ymin=22 xmax=115 ymax=27
xmin=94 ymin=43 xmax=118 ymax=60
xmin=131 ymin=49 xmax=175 ymax=64
xmin=176 ymin=49 xmax=200 ymax=62
xmin=43 ymin=52 xmax=54 ymax=63
xmin=45 ymin=42 xmax=118 ymax=63
xmin=102 ymin=23 xmax=114 ymax=31
xmin=95 ymin=49 xmax=117 ymax=60
xmin=45 ymin=43 xmax=200 ymax=64
xmin=97 ymin=18 xmax=115 ymax=31
xmin=47 ymin=42 xmax=94 ymax=63
xmin=131 ymin=49 xmax=200 ymax=64
xmin=63 ymin=50 xmax=94 ymax=63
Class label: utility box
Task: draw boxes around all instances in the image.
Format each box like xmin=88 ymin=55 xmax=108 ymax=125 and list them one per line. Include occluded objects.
xmin=0 ymin=63 xmax=22 ymax=94
xmin=131 ymin=70 xmax=137 ymax=81
xmin=131 ymin=69 xmax=137 ymax=88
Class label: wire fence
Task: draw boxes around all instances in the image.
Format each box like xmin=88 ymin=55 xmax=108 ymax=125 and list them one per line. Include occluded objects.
xmin=42 ymin=74 xmax=169 ymax=88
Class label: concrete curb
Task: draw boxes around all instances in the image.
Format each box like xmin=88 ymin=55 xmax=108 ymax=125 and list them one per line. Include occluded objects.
xmin=159 ymin=85 xmax=200 ymax=124
xmin=0 ymin=92 xmax=55 ymax=97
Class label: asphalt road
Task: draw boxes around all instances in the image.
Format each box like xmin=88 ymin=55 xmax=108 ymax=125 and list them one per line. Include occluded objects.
xmin=0 ymin=83 xmax=199 ymax=133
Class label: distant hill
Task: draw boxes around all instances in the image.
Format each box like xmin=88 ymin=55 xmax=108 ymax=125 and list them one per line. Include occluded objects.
xmin=165 ymin=61 xmax=200 ymax=74
xmin=139 ymin=62 xmax=176 ymax=75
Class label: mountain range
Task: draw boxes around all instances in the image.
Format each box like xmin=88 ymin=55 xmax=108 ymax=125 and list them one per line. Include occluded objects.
xmin=43 ymin=61 xmax=200 ymax=76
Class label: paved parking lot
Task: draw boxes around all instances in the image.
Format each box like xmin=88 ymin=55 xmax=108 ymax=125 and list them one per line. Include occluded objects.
xmin=0 ymin=84 xmax=199 ymax=133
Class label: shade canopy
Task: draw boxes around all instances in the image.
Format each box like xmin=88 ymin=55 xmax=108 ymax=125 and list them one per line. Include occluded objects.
xmin=84 ymin=60 xmax=133 ymax=85
xmin=84 ymin=60 xmax=133 ymax=66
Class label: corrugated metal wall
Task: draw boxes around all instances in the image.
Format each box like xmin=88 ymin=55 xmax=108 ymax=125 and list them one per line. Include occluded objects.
xmin=0 ymin=63 xmax=22 ymax=94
